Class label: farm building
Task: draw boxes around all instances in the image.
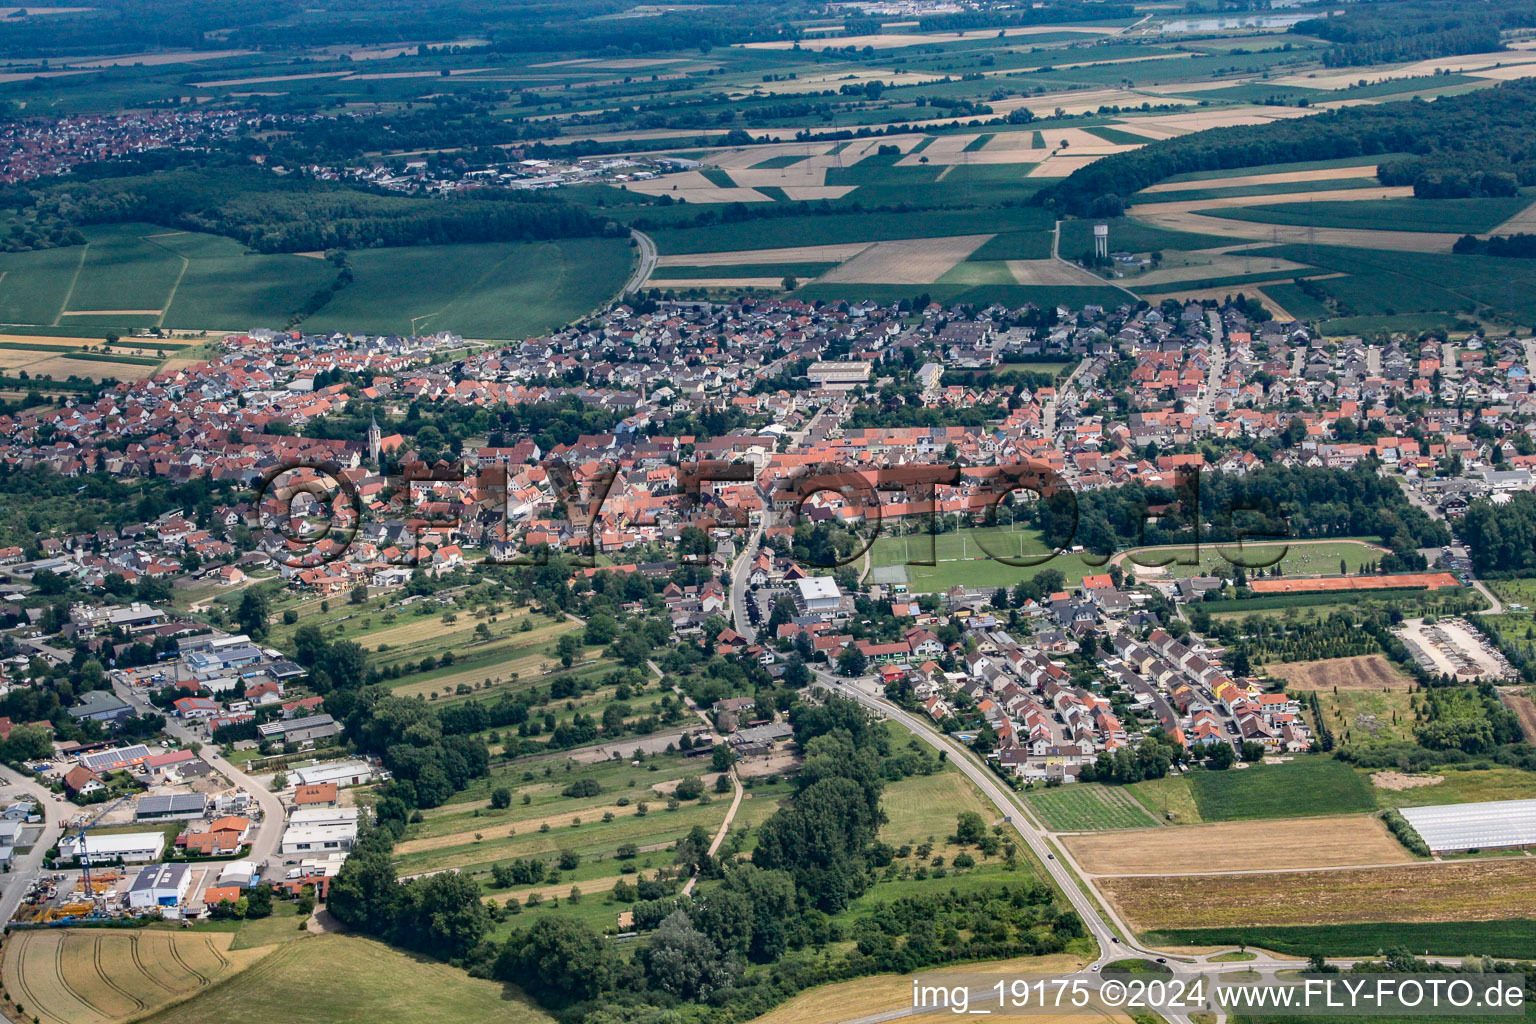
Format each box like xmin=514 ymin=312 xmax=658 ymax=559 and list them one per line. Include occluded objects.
xmin=1399 ymin=799 xmax=1536 ymax=854
xmin=59 ymin=831 xmax=165 ymax=864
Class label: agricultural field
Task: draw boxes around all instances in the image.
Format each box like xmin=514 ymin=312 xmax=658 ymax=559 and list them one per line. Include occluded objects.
xmin=1 ymin=928 xmax=271 ymax=1024
xmin=1142 ymin=920 xmax=1536 ymax=960
xmin=1061 ymin=815 xmax=1412 ymax=877
xmin=1099 ymin=859 xmax=1536 ymax=932
xmin=397 ymin=751 xmax=760 ymax=913
xmin=1115 ymin=540 xmax=1385 ymax=580
xmin=0 ymin=224 xmax=630 ymax=340
xmin=301 ymin=237 xmax=631 ymax=339
xmin=745 ymin=954 xmax=1118 ymax=1024
xmin=869 ymin=526 xmax=1113 ymax=592
xmin=1125 ymin=759 xmax=1376 ymax=824
xmin=1023 ymin=783 xmax=1159 ymax=832
xmin=139 ymin=934 xmax=552 ymax=1024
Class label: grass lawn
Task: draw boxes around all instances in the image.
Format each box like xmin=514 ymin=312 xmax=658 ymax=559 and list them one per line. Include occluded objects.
xmin=879 ymin=768 xmax=995 ymax=846
xmin=1024 ymin=784 xmax=1159 ymax=831
xmin=229 ymin=901 xmax=308 ymax=950
xmin=1313 ymin=687 xmax=1415 ymax=747
xmin=139 ymin=934 xmax=552 ymax=1024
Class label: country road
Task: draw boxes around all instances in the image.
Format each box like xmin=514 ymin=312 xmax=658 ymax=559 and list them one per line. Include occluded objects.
xmin=625 ymin=229 xmax=658 ymax=295
xmin=808 ymin=669 xmax=1211 ymax=1024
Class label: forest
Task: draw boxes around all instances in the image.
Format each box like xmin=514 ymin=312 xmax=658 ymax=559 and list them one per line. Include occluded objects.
xmin=1458 ymin=491 xmax=1536 ymax=574
xmin=0 ymin=0 xmax=808 ymax=59
xmin=1292 ymin=0 xmax=1536 ymax=67
xmin=1037 ymin=79 xmax=1536 ymax=217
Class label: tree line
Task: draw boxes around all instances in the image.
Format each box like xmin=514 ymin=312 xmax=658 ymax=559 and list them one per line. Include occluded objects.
xmin=32 ymin=166 xmax=614 ymax=254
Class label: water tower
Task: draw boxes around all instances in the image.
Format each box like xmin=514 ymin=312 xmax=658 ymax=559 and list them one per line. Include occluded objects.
xmin=1093 ymin=222 xmax=1109 ymax=260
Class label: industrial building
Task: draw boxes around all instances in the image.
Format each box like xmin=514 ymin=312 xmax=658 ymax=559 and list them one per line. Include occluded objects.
xmin=59 ymin=831 xmax=165 ymax=864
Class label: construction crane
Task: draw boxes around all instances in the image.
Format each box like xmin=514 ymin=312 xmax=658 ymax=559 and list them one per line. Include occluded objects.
xmin=66 ymin=794 xmax=131 ymax=907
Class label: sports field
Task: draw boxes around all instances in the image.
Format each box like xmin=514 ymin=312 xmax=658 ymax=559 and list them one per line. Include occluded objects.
xmin=1115 ymin=539 xmax=1385 ymax=579
xmin=869 ymin=526 xmax=1110 ymax=591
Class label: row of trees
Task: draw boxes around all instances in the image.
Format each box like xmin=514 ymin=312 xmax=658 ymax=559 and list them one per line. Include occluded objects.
xmin=1031 ymin=464 xmax=1447 ymax=563
xmin=36 ymin=166 xmax=614 ymax=254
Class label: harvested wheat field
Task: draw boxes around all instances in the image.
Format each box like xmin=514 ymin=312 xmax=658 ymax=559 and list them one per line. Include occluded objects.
xmin=1063 ymin=815 xmax=1412 ymax=877
xmin=656 ymin=242 xmax=870 ymax=267
xmin=22 ymin=355 xmax=159 ymax=381
xmin=747 ymin=954 xmax=1118 ymax=1024
xmin=1007 ymin=259 xmax=1114 ymax=287
xmin=1266 ymin=654 xmax=1412 ymax=692
xmin=818 ymin=234 xmax=993 ymax=284
xmin=633 ymin=276 xmax=787 ymax=289
xmin=2 ymin=929 xmax=267 ymax=1024
xmin=1141 ymin=165 xmax=1384 ymax=194
xmin=1100 ymin=860 xmax=1536 ymax=932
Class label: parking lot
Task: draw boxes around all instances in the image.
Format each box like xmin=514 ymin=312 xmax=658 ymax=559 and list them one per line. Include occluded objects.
xmin=1397 ymin=617 xmax=1516 ymax=680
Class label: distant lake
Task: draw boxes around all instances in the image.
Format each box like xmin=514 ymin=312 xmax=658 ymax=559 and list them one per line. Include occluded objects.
xmin=1161 ymin=13 xmax=1317 ymax=32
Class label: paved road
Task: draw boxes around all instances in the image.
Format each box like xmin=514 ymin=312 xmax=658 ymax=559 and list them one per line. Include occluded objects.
xmin=803 ymin=673 xmax=1487 ymax=1024
xmin=112 ymin=681 xmax=287 ymax=871
xmin=0 ymin=766 xmax=70 ymax=925
xmin=811 ymin=670 xmax=1206 ymax=1024
xmin=625 ymin=229 xmax=658 ymax=295
xmin=728 ymin=516 xmax=768 ymax=644
xmin=1388 ymin=475 xmax=1502 ymax=613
